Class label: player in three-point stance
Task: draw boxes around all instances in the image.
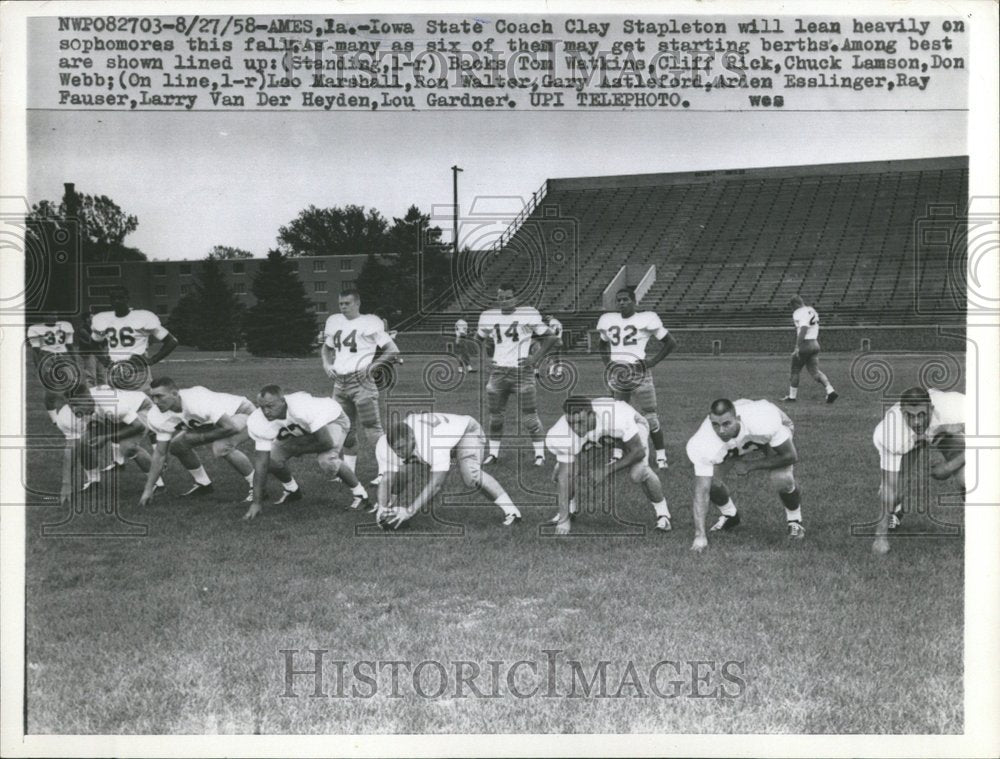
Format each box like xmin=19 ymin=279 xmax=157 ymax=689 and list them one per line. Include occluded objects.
xmin=55 ymin=385 xmax=164 ymax=507
xmin=686 ymin=398 xmax=805 ymax=552
xmin=782 ymin=295 xmax=837 ymax=403
xmin=321 ymin=288 xmax=400 ymax=484
xmin=452 ymin=318 xmax=477 ymax=374
xmin=138 ymin=378 xmax=257 ymax=507
xmin=476 ymin=284 xmax=559 ymax=466
xmin=871 ymin=386 xmax=965 ymax=555
xmin=376 ymin=412 xmax=523 ymax=529
xmin=243 ymin=386 xmax=370 ymax=520
xmin=546 ymin=396 xmax=672 ymax=535
xmin=27 ymin=315 xmax=78 ymax=425
xmin=91 ymin=286 xmax=178 ymax=391
xmin=597 ymin=288 xmax=677 ymax=469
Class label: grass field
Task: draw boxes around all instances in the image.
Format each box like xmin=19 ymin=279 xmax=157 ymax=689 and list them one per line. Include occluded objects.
xmin=22 ymin=351 xmax=964 ymax=734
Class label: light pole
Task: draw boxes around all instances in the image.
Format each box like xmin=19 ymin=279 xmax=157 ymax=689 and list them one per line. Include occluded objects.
xmin=451 ymin=165 xmax=463 ymax=256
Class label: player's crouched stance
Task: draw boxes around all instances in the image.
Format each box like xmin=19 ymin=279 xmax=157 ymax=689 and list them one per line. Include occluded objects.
xmin=243 ymin=386 xmax=370 ymax=520
xmin=546 ymin=396 xmax=671 ymax=535
xmin=376 ymin=413 xmax=522 ymax=529
xmin=871 ymin=387 xmax=964 ymax=555
xmin=56 ymin=385 xmax=165 ymax=506
xmin=137 ymin=378 xmax=257 ymax=508
xmin=687 ymin=398 xmax=804 ymax=552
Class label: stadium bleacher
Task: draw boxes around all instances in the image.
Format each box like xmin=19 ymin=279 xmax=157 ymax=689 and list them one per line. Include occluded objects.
xmin=437 ymin=156 xmax=968 ymax=339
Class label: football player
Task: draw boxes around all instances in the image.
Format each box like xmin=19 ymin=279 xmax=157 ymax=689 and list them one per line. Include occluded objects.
xmin=138 ymin=378 xmax=257 ymax=507
xmin=782 ymin=295 xmax=837 ymax=403
xmin=546 ymin=396 xmax=671 ymax=535
xmin=74 ymin=311 xmax=106 ymax=387
xmin=377 ymin=412 xmax=522 ymax=528
xmin=597 ymin=288 xmax=677 ymax=469
xmin=321 ymin=288 xmax=400 ymax=483
xmin=453 ymin=318 xmax=477 ymax=374
xmin=27 ymin=315 xmax=77 ymax=424
xmin=243 ymin=385 xmax=370 ymax=520
xmin=476 ymin=284 xmax=559 ymax=466
xmin=56 ymin=385 xmax=164 ymax=506
xmin=91 ymin=286 xmax=178 ymax=391
xmin=871 ymin=386 xmax=964 ymax=555
xmin=686 ymin=398 xmax=805 ymax=552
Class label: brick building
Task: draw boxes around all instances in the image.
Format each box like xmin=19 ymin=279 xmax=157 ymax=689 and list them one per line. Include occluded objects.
xmin=81 ymin=254 xmax=370 ymax=321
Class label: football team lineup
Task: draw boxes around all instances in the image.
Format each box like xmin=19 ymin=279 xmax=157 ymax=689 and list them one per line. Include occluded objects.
xmin=29 ymin=281 xmax=966 ymax=556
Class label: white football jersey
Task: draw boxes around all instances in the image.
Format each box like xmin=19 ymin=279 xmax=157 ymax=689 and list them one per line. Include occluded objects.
xmin=873 ymin=390 xmax=965 ymax=472
xmin=55 ymin=385 xmax=150 ymax=439
xmin=596 ymin=312 xmax=668 ymax=364
xmin=545 ymin=398 xmax=648 ymax=464
xmin=92 ymin=309 xmax=169 ymax=361
xmin=54 ymin=405 xmax=89 ymax=440
xmin=247 ymin=392 xmax=345 ymax=452
xmin=476 ymin=307 xmax=548 ymax=367
xmin=27 ymin=321 xmax=74 ymax=354
xmin=148 ymin=386 xmax=251 ymax=442
xmin=793 ymin=306 xmax=820 ymax=340
xmin=376 ymin=412 xmax=474 ymax=474
xmin=455 ymin=319 xmax=469 ymax=338
xmin=323 ymin=313 xmax=392 ymax=374
xmin=686 ymin=399 xmax=793 ymax=477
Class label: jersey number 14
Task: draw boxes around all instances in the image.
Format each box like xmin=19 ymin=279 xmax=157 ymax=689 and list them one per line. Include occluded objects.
xmin=493 ymin=322 xmax=520 ymax=343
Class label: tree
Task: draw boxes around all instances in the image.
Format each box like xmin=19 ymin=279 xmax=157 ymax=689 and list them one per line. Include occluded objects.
xmin=165 ymin=292 xmax=202 ymax=346
xmin=243 ymin=250 xmax=316 ymax=356
xmin=207 ymin=245 xmax=253 ymax=260
xmin=277 ymin=204 xmax=389 ymax=257
xmin=26 ymin=188 xmax=145 ymax=262
xmin=165 ymin=259 xmax=245 ymax=349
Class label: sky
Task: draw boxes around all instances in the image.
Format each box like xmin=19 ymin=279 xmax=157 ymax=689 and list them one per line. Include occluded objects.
xmin=28 ymin=109 xmax=966 ymax=261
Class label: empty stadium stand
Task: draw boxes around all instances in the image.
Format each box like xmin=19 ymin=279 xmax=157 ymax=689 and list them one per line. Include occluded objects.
xmin=436 ymin=156 xmax=968 ymax=337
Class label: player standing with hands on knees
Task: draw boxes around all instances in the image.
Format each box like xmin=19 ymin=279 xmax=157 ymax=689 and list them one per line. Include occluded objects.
xmin=782 ymin=295 xmax=837 ymax=403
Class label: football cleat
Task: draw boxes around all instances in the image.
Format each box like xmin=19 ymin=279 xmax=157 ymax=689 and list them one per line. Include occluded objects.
xmin=365 ymin=499 xmax=380 ymax=514
xmin=502 ymin=512 xmax=522 ymax=526
xmin=103 ymin=460 xmax=125 ymax=472
xmin=826 ymin=391 xmax=839 ymax=404
xmin=533 ymin=454 xmax=545 ymax=467
xmin=548 ymin=511 xmax=577 ymax=524
xmin=467 ymin=366 xmax=477 ymax=373
xmin=181 ymin=483 xmax=214 ymax=498
xmin=81 ymin=478 xmax=99 ymax=492
xmin=888 ymin=507 xmax=903 ymax=531
xmin=152 ymin=482 xmax=167 ymax=497
xmin=780 ymin=395 xmax=797 ymax=402
xmin=275 ymin=488 xmax=302 ymax=505
xmin=709 ymin=512 xmax=741 ymax=531
xmin=370 ymin=474 xmax=383 ymax=486
xmin=348 ymin=495 xmax=371 ymax=510
xmin=656 ymin=516 xmax=672 ymax=532
xmin=483 ymin=454 xmax=499 ymax=466
xmin=787 ymin=521 xmax=806 ymax=539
